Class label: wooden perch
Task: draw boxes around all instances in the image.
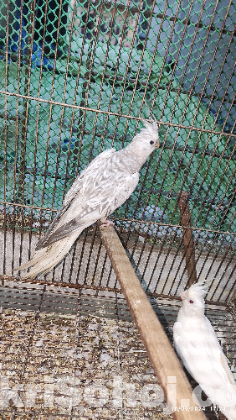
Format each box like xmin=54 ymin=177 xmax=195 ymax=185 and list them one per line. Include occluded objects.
xmin=178 ymin=191 xmax=197 ymax=287
xmin=99 ymin=225 xmax=206 ymax=420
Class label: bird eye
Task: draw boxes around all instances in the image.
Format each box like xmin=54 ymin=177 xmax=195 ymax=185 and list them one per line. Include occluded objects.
xmin=150 ymin=141 xmax=154 ymax=145
xmin=189 ymin=299 xmax=194 ymax=304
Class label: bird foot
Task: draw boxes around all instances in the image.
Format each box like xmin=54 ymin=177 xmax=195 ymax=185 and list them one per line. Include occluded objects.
xmin=100 ymin=219 xmax=114 ymax=227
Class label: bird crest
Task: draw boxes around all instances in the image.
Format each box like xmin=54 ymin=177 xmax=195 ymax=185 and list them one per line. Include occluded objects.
xmin=137 ymin=120 xmax=159 ymax=143
xmin=143 ymin=120 xmax=159 ymax=136
xmin=180 ymin=282 xmax=207 ymax=300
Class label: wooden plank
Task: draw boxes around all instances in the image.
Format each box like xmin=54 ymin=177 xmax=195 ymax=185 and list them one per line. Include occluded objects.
xmin=99 ymin=225 xmax=206 ymax=420
xmin=178 ymin=191 xmax=197 ymax=287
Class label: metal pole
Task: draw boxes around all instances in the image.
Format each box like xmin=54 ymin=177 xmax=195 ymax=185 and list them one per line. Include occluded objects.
xmin=99 ymin=225 xmax=206 ymax=420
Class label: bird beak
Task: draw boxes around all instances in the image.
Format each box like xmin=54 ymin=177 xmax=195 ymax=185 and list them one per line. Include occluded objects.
xmin=155 ymin=141 xmax=160 ymax=149
xmin=179 ymin=290 xmax=188 ymax=300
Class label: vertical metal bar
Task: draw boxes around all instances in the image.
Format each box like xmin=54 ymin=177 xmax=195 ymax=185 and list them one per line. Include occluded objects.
xmin=83 ymin=225 xmax=99 ymax=284
xmin=225 ymin=268 xmax=236 ymax=304
xmin=178 ymin=191 xmax=197 ymax=287
xmin=17 ymin=0 xmax=36 ymax=205
xmin=10 ymin=0 xmax=23 ymax=270
xmin=75 ymin=228 xmax=89 ymax=285
xmin=18 ymin=0 xmax=36 ymax=270
xmin=38 ymin=0 xmax=63 ymax=236
xmin=3 ymin=0 xmax=10 ymax=274
xmin=11 ymin=0 xmax=24 ymax=274
xmin=27 ymin=0 xmax=49 ymax=267
xmin=228 ymin=289 xmax=236 ymax=312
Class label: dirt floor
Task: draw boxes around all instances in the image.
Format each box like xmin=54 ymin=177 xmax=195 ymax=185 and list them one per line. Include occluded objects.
xmin=0 ymin=280 xmax=234 ymax=419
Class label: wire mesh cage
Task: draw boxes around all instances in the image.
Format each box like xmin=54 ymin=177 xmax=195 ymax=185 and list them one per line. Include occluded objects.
xmin=0 ymin=0 xmax=236 ymax=418
xmin=0 ymin=0 xmax=236 ymax=302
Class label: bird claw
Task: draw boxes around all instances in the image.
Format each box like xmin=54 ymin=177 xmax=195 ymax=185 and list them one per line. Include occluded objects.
xmin=100 ymin=219 xmax=114 ymax=227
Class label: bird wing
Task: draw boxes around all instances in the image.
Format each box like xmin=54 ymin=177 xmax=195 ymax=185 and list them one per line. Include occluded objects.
xmin=173 ymin=321 xmax=199 ymax=379
xmin=35 ymin=202 xmax=71 ymax=250
xmin=173 ymin=320 xmax=217 ymax=383
xmin=205 ymin=317 xmax=236 ymax=386
xmin=173 ymin=317 xmax=236 ymax=391
xmin=63 ymin=148 xmax=117 ymax=206
xmin=36 ymin=149 xmax=116 ymax=250
xmin=36 ymin=149 xmax=139 ymax=249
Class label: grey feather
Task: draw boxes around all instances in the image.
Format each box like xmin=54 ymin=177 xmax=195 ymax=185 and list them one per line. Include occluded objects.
xmin=40 ymin=217 xmax=85 ymax=246
xmin=35 ymin=202 xmax=71 ymax=250
xmin=16 ymin=121 xmax=160 ymax=278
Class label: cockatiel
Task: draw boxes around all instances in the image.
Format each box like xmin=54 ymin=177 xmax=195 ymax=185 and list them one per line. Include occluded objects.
xmin=173 ymin=283 xmax=236 ymax=420
xmin=16 ymin=120 xmax=159 ymax=278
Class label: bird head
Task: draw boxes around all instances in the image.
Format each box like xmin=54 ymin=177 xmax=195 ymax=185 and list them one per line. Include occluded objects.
xmin=130 ymin=120 xmax=160 ymax=162
xmin=179 ymin=282 xmax=207 ymax=317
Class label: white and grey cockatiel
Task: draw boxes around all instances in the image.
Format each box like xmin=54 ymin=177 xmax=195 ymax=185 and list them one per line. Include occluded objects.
xmin=173 ymin=283 xmax=236 ymax=420
xmin=16 ymin=120 xmax=159 ymax=278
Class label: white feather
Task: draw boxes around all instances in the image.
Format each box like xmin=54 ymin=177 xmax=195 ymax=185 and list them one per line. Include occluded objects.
xmin=16 ymin=121 xmax=159 ymax=278
xmin=173 ymin=283 xmax=236 ymax=420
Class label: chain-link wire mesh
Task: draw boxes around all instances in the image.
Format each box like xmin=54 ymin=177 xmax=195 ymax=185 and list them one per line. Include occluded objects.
xmin=0 ymin=0 xmax=235 ymax=303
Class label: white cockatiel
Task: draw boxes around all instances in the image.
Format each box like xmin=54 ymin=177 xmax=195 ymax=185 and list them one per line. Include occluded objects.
xmin=173 ymin=283 xmax=236 ymax=420
xmin=16 ymin=120 xmax=159 ymax=278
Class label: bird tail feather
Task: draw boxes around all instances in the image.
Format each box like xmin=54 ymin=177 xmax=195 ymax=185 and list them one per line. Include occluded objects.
xmin=15 ymin=231 xmax=80 ymax=279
